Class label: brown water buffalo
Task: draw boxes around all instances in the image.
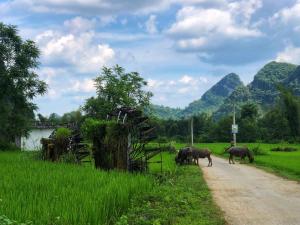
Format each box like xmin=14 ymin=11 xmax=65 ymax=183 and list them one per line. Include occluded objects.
xmin=226 ymin=146 xmax=254 ymax=164
xmin=190 ymin=147 xmax=212 ymax=167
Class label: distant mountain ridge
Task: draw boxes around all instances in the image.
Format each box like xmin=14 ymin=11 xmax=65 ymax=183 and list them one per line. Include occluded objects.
xmin=151 ymin=61 xmax=300 ymax=120
xmin=213 ymin=61 xmax=298 ymax=119
xmin=181 ymin=73 xmax=243 ymax=117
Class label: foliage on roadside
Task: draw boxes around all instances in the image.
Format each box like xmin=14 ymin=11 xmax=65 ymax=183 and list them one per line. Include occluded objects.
xmin=116 ymin=152 xmax=225 ymax=225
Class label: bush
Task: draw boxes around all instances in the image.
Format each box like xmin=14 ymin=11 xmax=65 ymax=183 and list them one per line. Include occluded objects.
xmin=251 ymin=146 xmax=268 ymax=155
xmin=81 ymin=118 xmax=103 ymax=141
xmin=270 ymin=147 xmax=298 ymax=152
xmin=55 ymin=127 xmax=72 ymax=140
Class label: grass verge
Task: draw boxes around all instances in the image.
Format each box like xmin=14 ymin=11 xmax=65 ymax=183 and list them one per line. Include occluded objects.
xmin=116 ymin=152 xmax=226 ymax=225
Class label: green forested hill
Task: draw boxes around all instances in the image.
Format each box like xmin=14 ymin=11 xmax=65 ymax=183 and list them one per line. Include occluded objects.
xmin=249 ymin=61 xmax=297 ymax=106
xmin=213 ymin=61 xmax=298 ymax=119
xmin=284 ymin=66 xmax=300 ymax=95
xmin=146 ymin=104 xmax=182 ymax=119
xmin=180 ymin=73 xmax=243 ymax=117
xmin=151 ymin=73 xmax=243 ymax=119
xmin=151 ymin=61 xmax=300 ymax=120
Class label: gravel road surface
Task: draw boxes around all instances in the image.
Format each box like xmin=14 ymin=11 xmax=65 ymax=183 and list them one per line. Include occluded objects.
xmin=198 ymin=156 xmax=300 ymax=225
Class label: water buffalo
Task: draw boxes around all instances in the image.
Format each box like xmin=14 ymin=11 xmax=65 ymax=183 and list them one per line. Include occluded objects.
xmin=175 ymin=147 xmax=193 ymax=164
xmin=191 ymin=147 xmax=212 ymax=167
xmin=226 ymin=146 xmax=254 ymax=164
xmin=175 ymin=147 xmax=212 ymax=167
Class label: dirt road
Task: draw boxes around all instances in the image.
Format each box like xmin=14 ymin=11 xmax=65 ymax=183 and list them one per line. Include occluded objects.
xmin=198 ymin=156 xmax=300 ymax=225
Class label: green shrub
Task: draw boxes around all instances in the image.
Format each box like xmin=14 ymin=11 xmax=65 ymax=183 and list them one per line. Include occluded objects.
xmin=55 ymin=127 xmax=72 ymax=140
xmin=251 ymin=146 xmax=268 ymax=155
xmin=270 ymin=147 xmax=298 ymax=152
xmin=81 ymin=118 xmax=103 ymax=141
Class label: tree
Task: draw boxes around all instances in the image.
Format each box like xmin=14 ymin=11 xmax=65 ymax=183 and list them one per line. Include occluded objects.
xmin=259 ymin=108 xmax=291 ymax=142
xmin=209 ymin=116 xmax=232 ymax=142
xmin=240 ymin=103 xmax=258 ymax=119
xmin=84 ymin=65 xmax=152 ymax=119
xmin=37 ymin=113 xmax=47 ymax=123
xmin=48 ymin=113 xmax=61 ymax=124
xmin=61 ymin=110 xmax=83 ymax=124
xmin=0 ymin=23 xmax=47 ymax=143
xmin=278 ymin=86 xmax=300 ymax=138
xmin=238 ymin=103 xmax=259 ymax=142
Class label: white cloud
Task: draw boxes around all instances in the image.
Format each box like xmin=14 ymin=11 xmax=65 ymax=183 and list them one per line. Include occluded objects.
xmin=167 ymin=2 xmax=262 ymax=52
xmin=145 ymin=15 xmax=158 ymax=34
xmin=146 ymin=74 xmax=217 ymax=108
xmin=178 ymin=87 xmax=189 ymax=94
xmin=6 ymin=0 xmax=171 ymax=15
xmin=179 ymin=75 xmax=193 ymax=84
xmin=36 ymin=30 xmax=115 ymax=73
xmin=228 ymin=0 xmax=262 ymax=25
xmin=63 ymin=16 xmax=96 ymax=33
xmin=147 ymin=79 xmax=164 ymax=88
xmin=276 ymin=45 xmax=300 ymax=64
xmin=272 ymin=0 xmax=300 ymax=24
xmin=168 ymin=6 xmax=261 ymax=38
xmin=69 ymin=79 xmax=96 ymax=93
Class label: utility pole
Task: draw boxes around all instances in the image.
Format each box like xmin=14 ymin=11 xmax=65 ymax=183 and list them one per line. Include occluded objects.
xmin=233 ymin=104 xmax=237 ymax=146
xmin=191 ymin=117 xmax=194 ymax=146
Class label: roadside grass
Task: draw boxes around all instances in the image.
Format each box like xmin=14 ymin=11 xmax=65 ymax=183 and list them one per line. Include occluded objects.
xmin=117 ymin=152 xmax=226 ymax=225
xmin=0 ymin=151 xmax=153 ymax=225
xmin=171 ymin=142 xmax=300 ymax=181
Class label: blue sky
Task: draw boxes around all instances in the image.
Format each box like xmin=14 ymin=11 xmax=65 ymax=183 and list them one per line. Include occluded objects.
xmin=1 ymin=0 xmax=300 ymax=115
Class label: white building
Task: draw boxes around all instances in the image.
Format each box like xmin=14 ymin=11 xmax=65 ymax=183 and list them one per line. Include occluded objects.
xmin=15 ymin=123 xmax=58 ymax=151
xmin=18 ymin=128 xmax=55 ymax=151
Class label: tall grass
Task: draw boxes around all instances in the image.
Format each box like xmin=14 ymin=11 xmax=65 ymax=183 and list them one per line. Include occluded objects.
xmin=0 ymin=152 xmax=153 ymax=225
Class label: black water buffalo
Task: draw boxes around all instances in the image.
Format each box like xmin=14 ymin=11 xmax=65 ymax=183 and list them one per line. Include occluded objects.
xmin=226 ymin=146 xmax=254 ymax=164
xmin=175 ymin=147 xmax=192 ymax=164
xmin=175 ymin=147 xmax=212 ymax=167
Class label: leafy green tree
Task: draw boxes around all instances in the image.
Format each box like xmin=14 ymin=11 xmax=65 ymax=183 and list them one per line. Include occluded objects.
xmin=61 ymin=110 xmax=83 ymax=124
xmin=240 ymin=103 xmax=258 ymax=119
xmin=84 ymin=65 xmax=152 ymax=119
xmin=259 ymin=108 xmax=291 ymax=142
xmin=48 ymin=113 xmax=61 ymax=124
xmin=0 ymin=23 xmax=47 ymax=143
xmin=209 ymin=116 xmax=232 ymax=142
xmin=37 ymin=113 xmax=47 ymax=123
xmin=239 ymin=117 xmax=259 ymax=142
xmin=278 ymin=86 xmax=300 ymax=138
xmin=238 ymin=103 xmax=259 ymax=142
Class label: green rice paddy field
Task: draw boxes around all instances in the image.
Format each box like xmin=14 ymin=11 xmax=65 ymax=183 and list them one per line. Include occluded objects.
xmin=0 ymin=152 xmax=153 ymax=225
xmin=1 ymin=142 xmax=299 ymax=225
xmin=173 ymin=142 xmax=300 ymax=180
xmin=0 ymin=150 xmax=225 ymax=225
